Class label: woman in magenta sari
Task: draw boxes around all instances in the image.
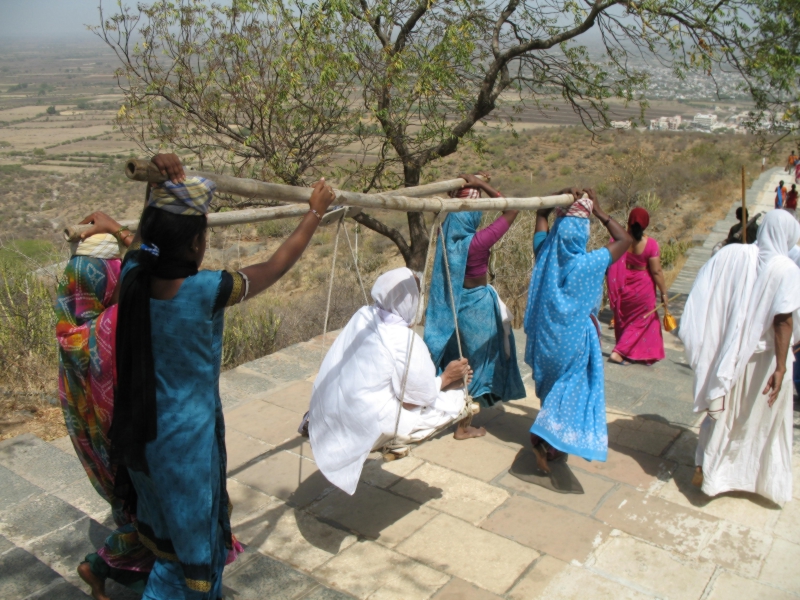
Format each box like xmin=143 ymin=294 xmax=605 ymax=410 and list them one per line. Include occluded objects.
xmin=607 ymin=208 xmax=668 ymax=365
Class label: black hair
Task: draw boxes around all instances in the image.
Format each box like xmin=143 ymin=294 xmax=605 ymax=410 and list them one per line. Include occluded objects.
xmin=630 ymin=222 xmax=644 ymax=242
xmin=111 ymin=206 xmax=207 ymax=476
xmin=735 ymin=207 xmax=749 ymax=222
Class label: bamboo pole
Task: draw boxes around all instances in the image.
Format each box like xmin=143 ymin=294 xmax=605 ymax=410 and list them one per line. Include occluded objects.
xmin=65 ymin=161 xmax=574 ymax=240
xmin=741 ymin=165 xmax=747 ymax=244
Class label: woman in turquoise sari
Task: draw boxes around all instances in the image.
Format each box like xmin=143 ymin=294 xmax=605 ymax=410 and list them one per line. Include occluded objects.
xmin=424 ymin=173 xmax=526 ymax=439
xmin=112 ymin=154 xmax=335 ymax=599
xmin=523 ymin=190 xmax=630 ymax=472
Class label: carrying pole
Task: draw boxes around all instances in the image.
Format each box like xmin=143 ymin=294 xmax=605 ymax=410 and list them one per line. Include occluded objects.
xmin=741 ymin=166 xmax=747 ymax=244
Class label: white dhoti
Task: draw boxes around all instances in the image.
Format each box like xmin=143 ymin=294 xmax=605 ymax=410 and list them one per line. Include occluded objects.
xmin=696 ymin=349 xmax=794 ymax=504
xmin=376 ymin=388 xmax=464 ymax=448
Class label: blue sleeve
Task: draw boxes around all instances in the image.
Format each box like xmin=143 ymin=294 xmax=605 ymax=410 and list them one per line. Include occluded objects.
xmin=533 ymin=231 xmax=548 ymax=257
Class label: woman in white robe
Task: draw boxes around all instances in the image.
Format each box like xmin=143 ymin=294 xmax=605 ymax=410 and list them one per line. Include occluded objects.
xmin=680 ymin=209 xmax=800 ymax=504
xmin=308 ymin=268 xmax=472 ymax=495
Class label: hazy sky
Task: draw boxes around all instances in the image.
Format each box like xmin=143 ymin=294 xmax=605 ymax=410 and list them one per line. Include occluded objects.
xmin=0 ymin=0 xmax=108 ymax=40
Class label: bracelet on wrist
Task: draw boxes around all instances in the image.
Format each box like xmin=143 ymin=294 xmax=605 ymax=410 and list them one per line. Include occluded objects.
xmin=309 ymin=209 xmax=322 ymax=221
xmin=114 ymin=226 xmax=130 ymax=240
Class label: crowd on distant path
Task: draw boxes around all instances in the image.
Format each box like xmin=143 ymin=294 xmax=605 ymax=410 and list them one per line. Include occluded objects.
xmin=57 ymin=154 xmax=799 ymax=599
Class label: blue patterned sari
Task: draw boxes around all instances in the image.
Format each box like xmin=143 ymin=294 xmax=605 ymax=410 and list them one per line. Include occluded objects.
xmin=523 ymin=217 xmax=611 ymax=461
xmin=424 ymin=212 xmax=525 ymax=407
xmin=121 ymin=256 xmax=232 ymax=599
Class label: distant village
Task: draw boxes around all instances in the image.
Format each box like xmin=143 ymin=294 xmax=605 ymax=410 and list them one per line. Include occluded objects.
xmin=608 ymin=107 xmax=797 ymax=135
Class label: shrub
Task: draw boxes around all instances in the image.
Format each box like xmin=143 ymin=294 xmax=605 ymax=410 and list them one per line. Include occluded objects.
xmin=222 ymin=300 xmax=281 ymax=369
xmin=559 ymin=166 xmax=573 ymax=176
xmin=544 ymin=153 xmax=559 ymax=163
xmin=660 ymin=240 xmax=691 ymax=269
xmin=46 ymin=106 xmax=57 ymax=115
xmin=33 ymin=148 xmax=46 ymax=157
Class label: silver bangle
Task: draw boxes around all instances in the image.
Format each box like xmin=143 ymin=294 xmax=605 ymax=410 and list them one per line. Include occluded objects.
xmin=237 ymin=270 xmax=250 ymax=300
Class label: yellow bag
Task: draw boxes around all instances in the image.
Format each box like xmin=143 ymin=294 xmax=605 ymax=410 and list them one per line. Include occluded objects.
xmin=663 ymin=310 xmax=677 ymax=332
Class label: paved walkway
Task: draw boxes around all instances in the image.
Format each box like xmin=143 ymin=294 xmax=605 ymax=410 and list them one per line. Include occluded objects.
xmin=2 ymin=168 xmax=799 ymax=599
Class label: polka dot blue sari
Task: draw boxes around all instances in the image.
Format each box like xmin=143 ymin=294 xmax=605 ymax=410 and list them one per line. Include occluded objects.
xmin=523 ymin=216 xmax=611 ymax=461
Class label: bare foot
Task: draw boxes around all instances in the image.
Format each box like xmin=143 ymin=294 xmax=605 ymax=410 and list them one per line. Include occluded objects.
xmin=531 ymin=443 xmax=551 ymax=473
xmin=454 ymin=425 xmax=487 ymax=440
xmin=78 ymin=562 xmax=110 ymax=600
xmin=609 ymin=351 xmax=625 ymax=364
xmin=691 ymin=466 xmax=703 ymax=487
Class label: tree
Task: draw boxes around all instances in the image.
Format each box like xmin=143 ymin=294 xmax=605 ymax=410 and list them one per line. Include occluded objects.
xmin=45 ymin=106 xmax=57 ymax=116
xmin=98 ymin=0 xmax=756 ymax=269
xmin=728 ymin=0 xmax=799 ymax=147
xmin=96 ymin=0 xmax=361 ymax=202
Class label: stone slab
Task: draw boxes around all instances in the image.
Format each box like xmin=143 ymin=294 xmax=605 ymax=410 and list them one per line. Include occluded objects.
xmin=308 ymin=483 xmax=436 ymax=548
xmin=303 ymin=586 xmax=357 ymax=600
xmin=35 ymin=581 xmax=92 ymax=599
xmin=232 ymin=449 xmax=332 ymax=508
xmin=314 ymin=540 xmax=450 ymax=600
xmin=361 ymin=454 xmax=425 ymax=489
xmin=573 ymin=445 xmax=675 ymax=490
xmin=0 ymin=434 xmax=85 ymax=492
xmin=389 ymin=462 xmax=509 ymax=525
xmin=234 ymin=500 xmax=356 ymax=571
xmin=0 ymin=464 xmax=43 ymax=510
xmin=510 ymin=558 xmax=650 ymax=600
xmin=594 ymin=487 xmax=718 ymax=557
xmin=774 ymin=499 xmax=800 ymax=544
xmin=657 ymin=465 xmax=781 ymax=531
xmin=759 ymin=537 xmax=800 ymax=593
xmin=51 ymin=477 xmax=113 ymax=525
xmin=226 ymin=479 xmax=278 ymax=526
xmin=28 ymin=518 xmax=112 ymax=586
xmin=592 ymin=536 xmax=714 ymax=600
xmin=223 ymin=551 xmax=319 ymax=600
xmin=0 ymin=547 xmax=64 ymax=599
xmin=481 ymin=495 xmax=611 ymax=563
xmin=225 ymin=399 xmax=305 ymax=446
xmin=0 ymin=493 xmax=87 ymax=544
xmin=48 ymin=436 xmax=75 ymax=455
xmin=699 ymin=520 xmax=772 ymax=578
xmin=220 ymin=368 xmax=280 ymax=399
xmin=225 ymin=430 xmax=274 ymax=472
xmin=410 ymin=434 xmax=518 ymax=482
xmin=260 ymin=380 xmax=314 ymax=414
xmin=432 ymin=577 xmax=503 ymax=599
xmin=664 ymin=430 xmax=699 ymax=467
xmin=707 ymin=571 xmax=797 ymax=600
xmin=497 ymin=469 xmax=615 ymax=515
xmin=481 ymin=412 xmax=536 ymax=450
xmin=507 ymin=555 xmax=568 ymax=600
xmin=397 ymin=513 xmax=539 ymax=595
xmin=245 ymin=353 xmax=317 ymax=383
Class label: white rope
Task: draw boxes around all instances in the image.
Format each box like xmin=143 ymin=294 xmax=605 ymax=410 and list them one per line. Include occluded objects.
xmin=342 ymin=220 xmax=369 ymax=305
xmin=320 ymin=214 xmax=345 ymax=361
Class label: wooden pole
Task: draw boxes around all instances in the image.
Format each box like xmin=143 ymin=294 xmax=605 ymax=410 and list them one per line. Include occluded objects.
xmin=741 ymin=165 xmax=747 ymax=244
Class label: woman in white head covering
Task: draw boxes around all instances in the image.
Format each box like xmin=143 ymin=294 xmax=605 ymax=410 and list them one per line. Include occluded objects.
xmin=308 ymin=267 xmax=472 ymax=495
xmin=680 ymin=209 xmax=800 ymax=504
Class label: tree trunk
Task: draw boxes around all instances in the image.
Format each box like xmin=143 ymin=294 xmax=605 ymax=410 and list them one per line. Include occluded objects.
xmin=403 ymin=164 xmax=431 ymax=271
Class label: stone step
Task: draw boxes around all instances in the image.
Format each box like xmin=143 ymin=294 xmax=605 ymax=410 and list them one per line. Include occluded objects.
xmin=2 ymin=434 xmax=357 ymax=600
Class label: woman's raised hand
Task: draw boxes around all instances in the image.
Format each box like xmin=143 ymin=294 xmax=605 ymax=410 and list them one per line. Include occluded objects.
xmin=78 ymin=211 xmax=123 ymax=240
xmin=151 ymin=153 xmax=185 ymax=183
xmin=308 ymin=179 xmax=336 ymax=216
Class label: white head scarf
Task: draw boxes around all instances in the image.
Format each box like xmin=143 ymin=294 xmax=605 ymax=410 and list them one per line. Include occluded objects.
xmin=756 ymin=209 xmax=800 ymax=271
xmin=680 ymin=209 xmax=800 ymax=411
xmin=371 ymin=267 xmax=419 ymax=326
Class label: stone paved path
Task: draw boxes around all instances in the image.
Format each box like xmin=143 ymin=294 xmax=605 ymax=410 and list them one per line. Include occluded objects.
xmin=2 ymin=169 xmax=799 ymax=599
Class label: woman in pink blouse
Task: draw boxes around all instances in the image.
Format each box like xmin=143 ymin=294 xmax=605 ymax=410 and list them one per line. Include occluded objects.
xmin=424 ymin=173 xmax=526 ymax=439
xmin=606 ymin=208 xmax=668 ymax=365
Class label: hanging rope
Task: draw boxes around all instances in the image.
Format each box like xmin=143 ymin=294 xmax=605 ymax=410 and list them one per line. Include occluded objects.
xmin=320 ymin=214 xmax=345 ymax=361
xmin=342 ymin=220 xmax=369 ymax=305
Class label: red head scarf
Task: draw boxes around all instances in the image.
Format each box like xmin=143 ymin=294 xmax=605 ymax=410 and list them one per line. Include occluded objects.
xmin=628 ymin=207 xmax=650 ymax=230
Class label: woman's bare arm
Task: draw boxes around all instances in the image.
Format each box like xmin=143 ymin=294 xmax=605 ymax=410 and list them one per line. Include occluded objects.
xmin=764 ymin=313 xmax=792 ymax=406
xmin=239 ymin=180 xmax=335 ymax=298
xmin=647 ymin=255 xmax=669 ymax=307
xmin=586 ymin=188 xmax=631 ymax=262
xmin=459 ymin=172 xmax=519 ymax=226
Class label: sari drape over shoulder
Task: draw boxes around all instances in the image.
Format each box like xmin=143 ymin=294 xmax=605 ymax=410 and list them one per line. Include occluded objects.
xmin=424 ymin=212 xmax=525 ymax=407
xmin=55 ymin=255 xmax=154 ymax=574
xmin=607 ymin=237 xmax=665 ymax=364
xmin=523 ymin=216 xmax=612 ymax=461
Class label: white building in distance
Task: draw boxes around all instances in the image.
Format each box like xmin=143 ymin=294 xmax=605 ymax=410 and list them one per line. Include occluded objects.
xmin=610 ymin=120 xmax=632 ymax=130
xmin=649 ymin=115 xmax=682 ymax=130
xmin=693 ymin=113 xmax=718 ymax=129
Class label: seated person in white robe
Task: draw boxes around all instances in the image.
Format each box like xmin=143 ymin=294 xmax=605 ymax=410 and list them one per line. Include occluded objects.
xmin=308 ymin=267 xmax=473 ymax=495
xmin=680 ymin=209 xmax=800 ymax=505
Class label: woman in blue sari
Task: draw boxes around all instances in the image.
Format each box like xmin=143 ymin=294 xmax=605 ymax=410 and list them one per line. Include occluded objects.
xmin=424 ymin=173 xmax=526 ymax=439
xmin=111 ymin=154 xmax=335 ymax=599
xmin=523 ymin=190 xmax=631 ymax=472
